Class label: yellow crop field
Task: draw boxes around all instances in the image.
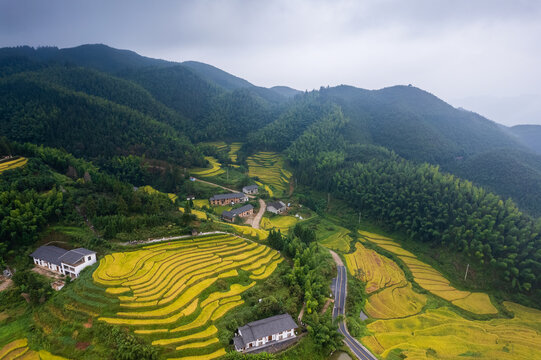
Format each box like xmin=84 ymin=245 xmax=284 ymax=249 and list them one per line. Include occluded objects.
xmin=200 ymin=283 xmax=255 ymax=308
xmin=345 ymin=242 xmax=405 ymax=293
xmin=362 ymin=303 xmax=541 ymax=360
xmin=191 ymin=156 xmax=225 ymax=177
xmin=365 ymin=283 xmax=426 ymax=319
xmin=0 ymin=339 xmax=27 ymax=358
xmin=179 ymin=207 xmax=208 ymax=220
xmin=359 ymin=231 xmax=498 ymax=315
xmin=175 ymin=338 xmax=219 ymax=351
xmin=37 ymin=351 xmax=69 ymax=360
xmin=105 ymin=287 xmax=130 ymax=295
xmin=319 ymin=225 xmax=352 ymax=253
xmin=224 ymin=222 xmax=269 ymax=240
xmin=170 ymin=348 xmax=226 ymax=360
xmin=247 ymin=152 xmax=290 ymax=196
xmin=152 ymin=325 xmax=218 ymax=346
xmin=0 ymin=339 xmax=68 ymax=360
xmin=92 ymin=233 xmax=281 ymax=358
xmin=228 ymin=142 xmax=242 ymax=163
xmin=0 ymin=157 xmax=28 ymax=175
xmin=211 ymin=300 xmax=244 ymax=320
xmin=261 ymin=216 xmax=297 ymax=233
xmin=193 ymin=199 xmax=209 ymax=208
xmin=250 ymin=258 xmax=283 ymax=280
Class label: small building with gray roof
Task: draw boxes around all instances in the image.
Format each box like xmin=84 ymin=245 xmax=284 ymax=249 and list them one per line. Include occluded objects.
xmin=233 ymin=313 xmax=297 ymax=352
xmin=209 ymin=192 xmax=248 ymax=206
xmin=30 ymin=246 xmax=96 ymax=278
xmin=222 ymin=204 xmax=254 ymax=222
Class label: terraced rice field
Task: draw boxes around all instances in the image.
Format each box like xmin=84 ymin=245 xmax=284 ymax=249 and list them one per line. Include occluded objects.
xmin=318 ymin=222 xmax=352 ymax=253
xmin=358 ymin=230 xmax=498 ymax=315
xmin=350 ymin=230 xmax=541 ymax=359
xmin=0 ymin=157 xmax=27 ymax=174
xmin=247 ymin=152 xmax=291 ymax=196
xmin=228 ymin=143 xmax=242 ymax=163
xmin=345 ymin=242 xmax=426 ymax=318
xmin=191 ymin=157 xmax=225 ymax=177
xmin=222 ymin=223 xmax=268 ymax=241
xmin=260 ymin=216 xmax=297 ymax=233
xmin=178 ymin=208 xmax=208 ymax=221
xmin=93 ymin=234 xmax=281 ymax=359
xmin=362 ymin=302 xmax=541 ymax=360
xmin=0 ymin=338 xmax=67 ymax=360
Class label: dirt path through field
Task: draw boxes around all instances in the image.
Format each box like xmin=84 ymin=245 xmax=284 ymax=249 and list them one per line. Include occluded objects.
xmin=252 ymin=199 xmax=266 ymax=229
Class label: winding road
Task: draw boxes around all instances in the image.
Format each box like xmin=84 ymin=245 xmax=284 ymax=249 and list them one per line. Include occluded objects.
xmin=330 ymin=250 xmax=377 ymax=360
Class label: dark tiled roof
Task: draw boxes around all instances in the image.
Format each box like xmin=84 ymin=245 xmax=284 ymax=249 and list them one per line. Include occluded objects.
xmin=238 ymin=314 xmax=297 ymax=344
xmin=210 ymin=193 xmax=246 ymax=201
xmin=29 ymin=246 xmax=68 ymax=266
xmin=267 ymin=201 xmax=285 ymax=210
xmin=233 ymin=204 xmax=254 ymax=214
xmin=58 ymin=248 xmax=95 ymax=265
xmin=72 ymin=248 xmax=96 ymax=256
xmin=243 ymin=185 xmax=258 ymax=191
xmin=233 ymin=336 xmax=245 ymax=349
xmin=222 ymin=204 xmax=254 ymax=220
xmin=222 ymin=210 xmax=236 ymax=220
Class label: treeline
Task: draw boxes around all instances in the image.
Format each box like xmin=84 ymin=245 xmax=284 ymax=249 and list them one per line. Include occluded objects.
xmin=283 ymin=110 xmax=541 ymax=297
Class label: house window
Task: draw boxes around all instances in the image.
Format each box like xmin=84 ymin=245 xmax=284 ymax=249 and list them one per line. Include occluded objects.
xmin=87 ymin=256 xmax=91 ymax=261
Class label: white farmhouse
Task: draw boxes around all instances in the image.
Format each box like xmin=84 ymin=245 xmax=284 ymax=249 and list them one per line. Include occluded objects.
xmin=30 ymin=246 xmax=96 ymax=278
xmin=233 ymin=314 xmax=297 ymax=352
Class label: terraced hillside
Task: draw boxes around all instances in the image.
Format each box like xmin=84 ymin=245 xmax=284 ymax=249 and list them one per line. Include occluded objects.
xmin=93 ymin=234 xmax=282 ymax=359
xmin=346 ymin=242 xmax=426 ymax=319
xmin=0 ymin=338 xmax=68 ymax=360
xmin=0 ymin=157 xmax=27 ymax=174
xmin=247 ymin=152 xmax=291 ymax=197
xmin=342 ymin=230 xmax=541 ymax=359
xmin=191 ymin=157 xmax=225 ymax=177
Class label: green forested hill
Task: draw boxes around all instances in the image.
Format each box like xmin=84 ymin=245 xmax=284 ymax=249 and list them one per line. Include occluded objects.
xmin=0 ymin=74 xmax=203 ymax=166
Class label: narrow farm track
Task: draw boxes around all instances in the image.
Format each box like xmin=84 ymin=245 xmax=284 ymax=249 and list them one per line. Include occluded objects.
xmin=330 ymin=250 xmax=377 ymax=360
xmin=252 ymin=198 xmax=266 ymax=229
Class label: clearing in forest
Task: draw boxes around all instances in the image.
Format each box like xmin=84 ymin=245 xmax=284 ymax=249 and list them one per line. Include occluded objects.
xmin=93 ymin=234 xmax=282 ymax=359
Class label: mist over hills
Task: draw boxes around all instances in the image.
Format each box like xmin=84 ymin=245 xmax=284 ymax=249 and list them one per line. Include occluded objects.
xmin=1 ymin=43 xmax=541 ymax=216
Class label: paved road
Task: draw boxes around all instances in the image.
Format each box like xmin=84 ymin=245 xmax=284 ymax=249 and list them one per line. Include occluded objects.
xmin=331 ymin=251 xmax=378 ymax=360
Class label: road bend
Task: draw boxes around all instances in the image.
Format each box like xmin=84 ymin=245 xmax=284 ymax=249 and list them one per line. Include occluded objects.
xmin=330 ymin=251 xmax=378 ymax=360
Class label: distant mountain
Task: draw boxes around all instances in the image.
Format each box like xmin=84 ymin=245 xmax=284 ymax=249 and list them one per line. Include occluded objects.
xmin=0 ymin=44 xmax=173 ymax=74
xmin=271 ymin=86 xmax=302 ymax=98
xmin=182 ymin=61 xmax=253 ymax=90
xmin=453 ymin=94 xmax=541 ymax=127
xmin=509 ymin=125 xmax=541 ymax=155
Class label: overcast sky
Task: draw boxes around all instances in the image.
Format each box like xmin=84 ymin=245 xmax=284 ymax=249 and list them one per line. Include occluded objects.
xmin=1 ymin=0 xmax=540 ymax=125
